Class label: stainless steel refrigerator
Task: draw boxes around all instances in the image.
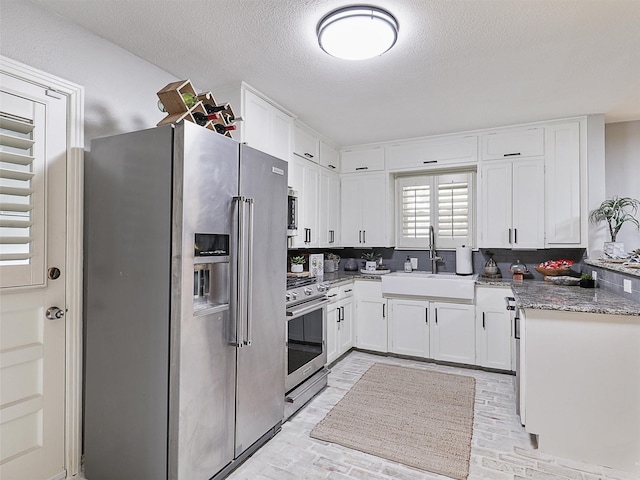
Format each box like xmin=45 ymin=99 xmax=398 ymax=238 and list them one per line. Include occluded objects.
xmin=84 ymin=121 xmax=287 ymax=480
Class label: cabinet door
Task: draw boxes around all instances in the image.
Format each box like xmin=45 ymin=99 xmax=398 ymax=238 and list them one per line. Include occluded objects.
xmin=545 ymin=122 xmax=581 ymax=246
xmin=482 ymin=128 xmax=544 ymax=160
xmin=388 ymin=136 xmax=477 ymax=171
xmin=512 ymin=159 xmax=545 ymax=249
xmin=476 ymin=308 xmax=512 ymax=371
xmin=243 ymin=90 xmax=272 ymax=155
xmin=360 ymin=173 xmax=388 ymax=247
xmin=326 ymin=302 xmax=340 ymax=364
xmin=338 ymin=298 xmax=354 ymax=355
xmin=319 ymin=169 xmax=340 ymax=247
xmin=319 ymin=140 xmax=340 ymax=171
xmin=341 ymin=146 xmax=385 ymax=173
xmin=430 ymin=302 xmax=475 ymax=365
xmin=480 ymin=162 xmax=512 ymax=248
xmin=271 ymin=109 xmax=293 ymax=162
xmin=355 ymin=297 xmax=387 ymax=353
xmin=389 ymin=299 xmax=430 ymax=358
xmin=293 ymin=124 xmax=319 ymax=162
xmin=293 ymin=158 xmax=320 ymax=247
xmin=288 ymin=157 xmax=306 ymax=248
xmin=340 ymin=175 xmax=363 ymax=246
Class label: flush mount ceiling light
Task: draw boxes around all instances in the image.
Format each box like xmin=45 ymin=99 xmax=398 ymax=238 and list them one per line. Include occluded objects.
xmin=317 ymin=5 xmax=399 ymax=60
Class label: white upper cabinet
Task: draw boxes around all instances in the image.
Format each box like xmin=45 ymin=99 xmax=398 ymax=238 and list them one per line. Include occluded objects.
xmin=482 ymin=128 xmax=544 ymax=160
xmin=480 ymin=158 xmax=545 ymax=249
xmin=388 ymin=136 xmax=477 ymax=171
xmin=341 ymin=146 xmax=385 ymax=173
xmin=289 ymin=156 xmax=320 ymax=248
xmin=319 ymin=140 xmax=340 ymax=171
xmin=545 ymin=122 xmax=582 ymax=246
xmin=319 ymin=169 xmax=340 ymax=247
xmin=241 ymin=87 xmax=293 ymax=161
xmin=341 ymin=172 xmax=392 ymax=247
xmin=293 ymin=123 xmax=319 ymax=163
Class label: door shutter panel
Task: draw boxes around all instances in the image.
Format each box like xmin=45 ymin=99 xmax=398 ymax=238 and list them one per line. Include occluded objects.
xmin=437 ymin=172 xmax=473 ymax=248
xmin=0 ymin=92 xmax=45 ymax=288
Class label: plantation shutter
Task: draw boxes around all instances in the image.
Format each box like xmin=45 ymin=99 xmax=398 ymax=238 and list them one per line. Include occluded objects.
xmin=437 ymin=172 xmax=473 ymax=248
xmin=0 ymin=92 xmax=46 ymax=288
xmin=397 ymin=175 xmax=432 ymax=248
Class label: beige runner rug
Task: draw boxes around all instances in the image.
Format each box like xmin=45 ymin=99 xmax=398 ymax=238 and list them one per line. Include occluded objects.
xmin=310 ymin=363 xmax=476 ymax=480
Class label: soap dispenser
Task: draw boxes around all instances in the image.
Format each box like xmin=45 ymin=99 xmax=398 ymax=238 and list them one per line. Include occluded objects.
xmin=404 ymin=256 xmax=413 ymax=272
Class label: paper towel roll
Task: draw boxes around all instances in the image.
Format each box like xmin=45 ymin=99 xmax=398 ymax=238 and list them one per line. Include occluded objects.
xmin=456 ymin=245 xmax=473 ymax=275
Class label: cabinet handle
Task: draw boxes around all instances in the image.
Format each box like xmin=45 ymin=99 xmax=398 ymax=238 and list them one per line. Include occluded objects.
xmin=328 ymin=293 xmax=337 ymax=298
xmin=425 ymin=307 xmax=428 ymax=324
xmin=363 ymin=230 xmax=366 ymax=244
xmin=359 ymin=230 xmax=362 ymax=243
xmin=508 ymin=228 xmax=512 ymax=244
xmin=355 ymin=166 xmax=368 ymax=171
xmin=304 ymin=152 xmax=314 ymax=159
xmin=504 ymin=152 xmax=521 ymax=157
xmin=328 ymin=164 xmax=336 ymax=169
xmin=435 ymin=308 xmax=438 ymax=325
xmin=423 ymin=160 xmax=438 ymax=164
xmin=514 ymin=228 xmax=517 ymax=244
xmin=329 ymin=230 xmax=334 ymax=243
xmin=344 ymin=289 xmax=352 ymax=293
xmin=382 ymin=304 xmax=386 ymax=318
xmin=482 ymin=312 xmax=486 ymax=329
xmin=338 ymin=306 xmax=343 ymax=322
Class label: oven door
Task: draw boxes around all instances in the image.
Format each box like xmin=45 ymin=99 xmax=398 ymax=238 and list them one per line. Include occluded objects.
xmin=285 ymin=297 xmax=328 ymax=392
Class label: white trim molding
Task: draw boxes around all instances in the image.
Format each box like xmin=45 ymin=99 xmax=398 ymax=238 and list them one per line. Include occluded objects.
xmin=1 ymin=55 xmax=85 ymax=479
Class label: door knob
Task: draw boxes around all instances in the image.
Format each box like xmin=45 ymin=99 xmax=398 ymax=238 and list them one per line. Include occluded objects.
xmin=46 ymin=306 xmax=65 ymax=320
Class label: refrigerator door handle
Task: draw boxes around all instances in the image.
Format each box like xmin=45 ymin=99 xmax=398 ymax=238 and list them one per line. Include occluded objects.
xmin=233 ymin=195 xmax=246 ymax=348
xmin=245 ymin=197 xmax=255 ymax=346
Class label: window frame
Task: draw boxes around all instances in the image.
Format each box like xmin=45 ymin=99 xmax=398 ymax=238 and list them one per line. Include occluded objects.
xmin=395 ymin=169 xmax=475 ymax=250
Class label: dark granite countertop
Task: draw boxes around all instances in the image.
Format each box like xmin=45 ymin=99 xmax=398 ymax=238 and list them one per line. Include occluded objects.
xmin=510 ymin=281 xmax=640 ymax=316
xmin=584 ymin=258 xmax=640 ymax=278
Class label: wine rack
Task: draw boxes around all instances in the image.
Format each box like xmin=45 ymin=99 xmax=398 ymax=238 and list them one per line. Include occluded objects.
xmin=156 ymin=80 xmax=237 ymax=138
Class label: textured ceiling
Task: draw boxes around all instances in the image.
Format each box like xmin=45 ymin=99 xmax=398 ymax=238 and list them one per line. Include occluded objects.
xmin=32 ymin=0 xmax=640 ymax=146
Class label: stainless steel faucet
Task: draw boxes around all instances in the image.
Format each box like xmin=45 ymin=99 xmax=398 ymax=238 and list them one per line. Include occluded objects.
xmin=428 ymin=225 xmax=442 ymax=274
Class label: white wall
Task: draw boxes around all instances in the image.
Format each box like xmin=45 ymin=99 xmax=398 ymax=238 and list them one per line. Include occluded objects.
xmin=0 ymin=0 xmax=178 ymax=149
xmin=605 ymin=121 xmax=640 ymax=252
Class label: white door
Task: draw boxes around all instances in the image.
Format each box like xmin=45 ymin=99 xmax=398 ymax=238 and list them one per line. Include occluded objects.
xmin=1 ymin=74 xmax=68 ymax=480
xmin=360 ymin=173 xmax=387 ymax=246
xmin=388 ymin=298 xmax=430 ymax=358
xmin=430 ymin=302 xmax=476 ymax=365
xmin=326 ymin=302 xmax=339 ymax=364
xmin=340 ymin=175 xmax=362 ymax=246
xmin=512 ymin=159 xmax=545 ymax=249
xmin=338 ymin=298 xmax=353 ymax=354
xmin=480 ymin=161 xmax=512 ymax=248
xmin=355 ymin=297 xmax=387 ymax=352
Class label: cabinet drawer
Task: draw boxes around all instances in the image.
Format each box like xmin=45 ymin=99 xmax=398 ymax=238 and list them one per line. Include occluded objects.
xmin=475 ymin=285 xmax=513 ymax=308
xmin=326 ymin=287 xmax=340 ymax=302
xmin=293 ymin=124 xmax=319 ymax=162
xmin=482 ymin=128 xmax=544 ymax=160
xmin=341 ymin=147 xmax=385 ymax=173
xmin=388 ymin=136 xmax=477 ymax=171
xmin=339 ymin=284 xmax=354 ymax=299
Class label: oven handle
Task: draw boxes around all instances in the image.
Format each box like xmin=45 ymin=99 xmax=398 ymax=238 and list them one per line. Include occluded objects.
xmin=286 ymin=297 xmax=329 ymax=319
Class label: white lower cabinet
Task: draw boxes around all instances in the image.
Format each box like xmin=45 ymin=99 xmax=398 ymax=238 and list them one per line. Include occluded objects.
xmin=475 ymin=286 xmax=514 ymax=371
xmin=326 ymin=284 xmax=354 ymax=364
xmin=354 ymin=281 xmax=388 ymax=353
xmin=430 ymin=302 xmax=476 ymax=365
xmin=388 ymin=298 xmax=430 ymax=357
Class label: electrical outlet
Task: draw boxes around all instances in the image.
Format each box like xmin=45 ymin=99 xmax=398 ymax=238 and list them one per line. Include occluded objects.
xmin=591 ymin=271 xmax=597 ymax=282
xmin=623 ymin=279 xmax=632 ymax=294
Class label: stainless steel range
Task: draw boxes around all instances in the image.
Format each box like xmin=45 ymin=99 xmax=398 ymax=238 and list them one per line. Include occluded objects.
xmin=284 ymin=277 xmax=331 ymax=420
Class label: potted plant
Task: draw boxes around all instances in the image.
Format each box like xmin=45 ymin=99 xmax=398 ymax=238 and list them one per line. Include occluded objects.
xmin=589 ymin=196 xmax=640 ymax=256
xmin=290 ymin=255 xmax=306 ymax=273
xmin=579 ymin=273 xmax=595 ymax=288
xmin=361 ymin=252 xmax=377 ymax=272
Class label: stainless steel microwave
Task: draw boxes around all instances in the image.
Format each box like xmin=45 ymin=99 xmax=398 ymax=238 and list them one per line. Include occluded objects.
xmin=287 ymin=187 xmax=298 ymax=236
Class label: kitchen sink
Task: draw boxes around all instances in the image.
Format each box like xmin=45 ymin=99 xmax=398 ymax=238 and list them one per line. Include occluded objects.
xmin=381 ymin=271 xmax=477 ymax=300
